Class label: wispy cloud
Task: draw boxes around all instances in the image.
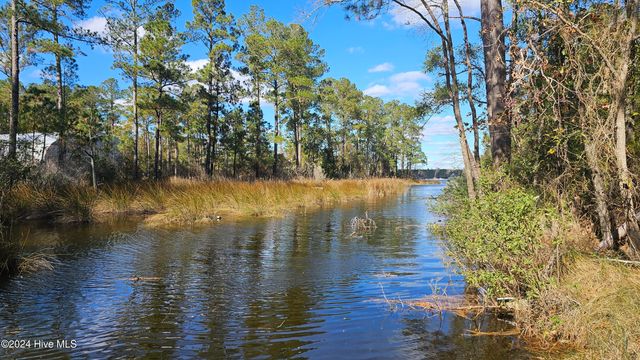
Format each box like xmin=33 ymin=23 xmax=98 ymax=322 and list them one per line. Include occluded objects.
xmin=388 ymin=0 xmax=481 ymax=28
xmin=422 ymin=115 xmax=458 ymax=138
xmin=346 ymin=46 xmax=364 ymax=54
xmin=368 ymin=62 xmax=395 ymax=73
xmin=390 ymin=71 xmax=429 ymax=83
xmin=364 ymin=84 xmax=392 ymax=97
xmin=363 ymin=70 xmax=431 ymax=99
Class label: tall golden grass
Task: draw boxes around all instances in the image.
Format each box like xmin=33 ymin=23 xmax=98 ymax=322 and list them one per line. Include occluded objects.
xmin=3 ymin=178 xmax=411 ymax=224
xmin=519 ymin=256 xmax=640 ymax=358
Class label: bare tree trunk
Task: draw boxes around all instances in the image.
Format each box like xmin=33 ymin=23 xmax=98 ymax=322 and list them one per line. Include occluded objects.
xmin=585 ymin=142 xmax=614 ymax=249
xmin=186 ymin=120 xmax=191 ymax=179
xmin=441 ymin=0 xmax=479 ymax=198
xmin=133 ymin=26 xmax=139 ymax=179
xmin=255 ymin=81 xmax=262 ymax=179
xmin=480 ymin=0 xmax=510 ymax=165
xmin=233 ymin=150 xmax=237 ymax=179
xmin=41 ymin=133 xmax=46 ymax=161
xmin=296 ymin=122 xmax=303 ymax=171
xmin=454 ymin=0 xmax=481 ymax=162
xmin=213 ymin=83 xmax=220 ymax=177
xmin=273 ymin=80 xmax=279 ymax=177
xmin=174 ymin=142 xmax=178 ymax=177
xmin=154 ymin=109 xmax=162 ymax=180
xmin=612 ymin=0 xmax=640 ymax=253
xmin=53 ymin=6 xmax=64 ymax=129
xmin=89 ymin=152 xmax=97 ymax=190
xmin=167 ymin=138 xmax=172 ymax=176
xmin=8 ymin=0 xmax=19 ymax=159
xmin=205 ymin=75 xmax=213 ymax=177
xmin=145 ymin=120 xmax=151 ymax=178
xmin=31 ymin=127 xmax=35 ymax=162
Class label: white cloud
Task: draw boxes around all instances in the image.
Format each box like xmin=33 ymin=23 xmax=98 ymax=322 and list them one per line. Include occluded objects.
xmin=390 ymin=71 xmax=429 ymax=83
xmin=390 ymin=1 xmax=424 ymax=27
xmin=346 ymin=46 xmax=364 ymax=54
xmin=186 ymin=59 xmax=209 ymax=73
xmin=115 ymin=98 xmax=131 ymax=107
xmin=368 ymin=62 xmax=395 ymax=73
xmin=382 ymin=21 xmax=396 ymax=30
xmin=394 ymin=81 xmax=422 ymax=93
xmin=136 ymin=26 xmax=147 ymax=39
xmin=389 ymin=0 xmax=481 ymax=28
xmin=75 ymin=16 xmax=107 ymax=35
xmin=365 ymin=70 xmax=430 ymax=99
xmin=423 ymin=115 xmax=458 ymax=138
xmin=364 ymin=84 xmax=392 ymax=97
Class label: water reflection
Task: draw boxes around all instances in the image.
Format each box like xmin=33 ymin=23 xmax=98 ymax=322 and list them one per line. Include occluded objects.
xmin=0 ymin=184 xmax=528 ymax=359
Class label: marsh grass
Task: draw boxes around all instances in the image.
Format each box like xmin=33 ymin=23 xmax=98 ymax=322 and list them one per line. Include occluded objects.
xmin=520 ymin=256 xmax=640 ymax=358
xmin=17 ymin=251 xmax=58 ymax=274
xmin=4 ymin=182 xmax=97 ymax=223
xmin=3 ymin=178 xmax=411 ymax=225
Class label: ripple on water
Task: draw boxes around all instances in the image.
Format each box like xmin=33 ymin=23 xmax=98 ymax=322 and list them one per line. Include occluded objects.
xmin=0 ymin=185 xmax=527 ymax=359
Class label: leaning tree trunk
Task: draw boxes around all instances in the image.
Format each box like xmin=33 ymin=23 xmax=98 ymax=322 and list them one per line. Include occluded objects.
xmin=454 ymin=0 xmax=481 ymax=162
xmin=442 ymin=0 xmax=479 ymax=198
xmin=481 ymin=0 xmax=510 ymax=165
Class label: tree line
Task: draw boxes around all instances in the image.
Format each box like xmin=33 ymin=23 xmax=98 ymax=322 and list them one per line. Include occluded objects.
xmin=328 ymin=0 xmax=639 ymax=254
xmin=0 ymin=0 xmax=428 ymax=183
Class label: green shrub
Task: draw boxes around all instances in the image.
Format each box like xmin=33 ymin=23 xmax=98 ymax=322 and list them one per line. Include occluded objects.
xmin=435 ymin=171 xmax=563 ymax=299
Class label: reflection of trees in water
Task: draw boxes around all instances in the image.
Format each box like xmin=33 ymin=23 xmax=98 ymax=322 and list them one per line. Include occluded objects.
xmin=242 ymin=286 xmax=321 ymax=359
xmin=0 ymin=224 xmax=148 ymax=357
xmin=0 ymin=185 xmax=523 ymax=358
xmin=115 ymin=231 xmax=193 ymax=357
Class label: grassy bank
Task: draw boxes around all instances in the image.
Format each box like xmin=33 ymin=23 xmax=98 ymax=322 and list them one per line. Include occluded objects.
xmin=433 ymin=172 xmax=640 ymax=358
xmin=2 ymin=178 xmax=412 ymax=225
xmin=522 ymin=256 xmax=640 ymax=358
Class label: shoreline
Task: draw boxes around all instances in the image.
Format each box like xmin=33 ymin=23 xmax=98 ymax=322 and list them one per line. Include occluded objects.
xmin=2 ymin=178 xmax=437 ymax=226
xmin=432 ymin=175 xmax=640 ymax=358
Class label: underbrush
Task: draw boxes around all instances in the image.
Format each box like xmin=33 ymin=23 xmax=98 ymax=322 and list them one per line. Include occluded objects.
xmin=434 ymin=170 xmax=639 ymax=358
xmin=2 ymin=177 xmax=410 ymax=225
xmin=433 ymin=171 xmax=586 ymax=299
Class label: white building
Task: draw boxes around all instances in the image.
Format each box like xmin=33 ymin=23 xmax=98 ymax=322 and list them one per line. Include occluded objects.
xmin=0 ymin=133 xmax=59 ymax=162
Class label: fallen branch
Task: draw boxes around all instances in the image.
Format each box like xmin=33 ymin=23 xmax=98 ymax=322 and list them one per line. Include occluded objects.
xmin=603 ymin=258 xmax=640 ymax=266
xmin=465 ymin=329 xmax=520 ymax=337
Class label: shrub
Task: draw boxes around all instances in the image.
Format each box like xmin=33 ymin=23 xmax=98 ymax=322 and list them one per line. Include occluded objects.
xmin=435 ymin=171 xmax=566 ymax=299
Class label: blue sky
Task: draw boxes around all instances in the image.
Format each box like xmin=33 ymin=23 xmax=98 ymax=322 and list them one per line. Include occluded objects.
xmin=21 ymin=0 xmax=486 ymax=169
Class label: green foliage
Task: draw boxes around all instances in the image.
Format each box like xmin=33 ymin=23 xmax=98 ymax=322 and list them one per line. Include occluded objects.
xmin=4 ymin=2 xmax=428 ymax=183
xmin=436 ymin=171 xmax=563 ymax=298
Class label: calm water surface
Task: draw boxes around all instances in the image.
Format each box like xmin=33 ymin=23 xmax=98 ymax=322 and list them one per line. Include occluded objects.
xmin=0 ymin=183 xmax=527 ymax=359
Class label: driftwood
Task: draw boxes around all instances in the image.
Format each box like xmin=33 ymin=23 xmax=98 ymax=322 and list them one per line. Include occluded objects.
xmin=465 ymin=329 xmax=520 ymax=337
xmin=603 ymin=258 xmax=640 ymax=266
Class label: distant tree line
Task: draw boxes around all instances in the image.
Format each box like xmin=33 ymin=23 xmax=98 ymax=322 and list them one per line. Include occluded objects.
xmin=0 ymin=0 xmax=428 ymax=183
